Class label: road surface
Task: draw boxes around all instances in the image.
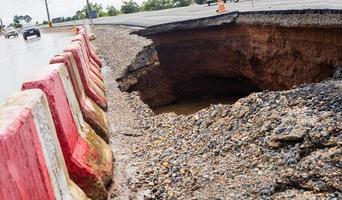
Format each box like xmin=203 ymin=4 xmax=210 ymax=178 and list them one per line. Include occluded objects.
xmin=48 ymin=0 xmax=342 ymax=27
xmin=0 ymin=29 xmax=75 ymax=101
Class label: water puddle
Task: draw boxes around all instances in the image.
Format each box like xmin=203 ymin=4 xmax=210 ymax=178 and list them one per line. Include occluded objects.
xmin=153 ymin=95 xmax=243 ymax=115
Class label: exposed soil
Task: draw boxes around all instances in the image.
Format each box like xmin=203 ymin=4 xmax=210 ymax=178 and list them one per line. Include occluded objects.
xmin=93 ymin=11 xmax=342 ymax=200
xmin=120 ymin=24 xmax=341 ymax=108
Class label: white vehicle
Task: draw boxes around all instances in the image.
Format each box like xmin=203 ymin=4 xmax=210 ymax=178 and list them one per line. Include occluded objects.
xmin=3 ymin=27 xmax=19 ymax=39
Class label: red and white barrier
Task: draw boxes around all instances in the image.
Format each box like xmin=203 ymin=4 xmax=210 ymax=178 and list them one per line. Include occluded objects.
xmin=22 ymin=64 xmax=113 ymax=200
xmin=0 ymin=89 xmax=89 ymax=200
xmin=72 ymin=35 xmax=103 ymax=80
xmin=0 ymin=25 xmax=113 ymax=199
xmin=71 ymin=40 xmax=105 ymax=91
xmin=78 ymin=28 xmax=102 ymax=67
xmin=50 ymin=52 xmax=110 ymax=142
xmin=64 ymin=42 xmax=108 ymax=110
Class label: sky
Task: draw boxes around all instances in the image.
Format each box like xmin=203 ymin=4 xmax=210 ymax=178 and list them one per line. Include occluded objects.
xmin=0 ymin=0 xmax=144 ymax=25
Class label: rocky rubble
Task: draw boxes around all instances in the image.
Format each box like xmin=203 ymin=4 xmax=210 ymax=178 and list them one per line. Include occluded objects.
xmin=93 ymin=26 xmax=341 ymax=199
xmin=123 ymin=80 xmax=341 ymax=199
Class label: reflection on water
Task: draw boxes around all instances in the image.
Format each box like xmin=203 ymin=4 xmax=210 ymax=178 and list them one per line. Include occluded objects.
xmin=153 ymin=95 xmax=243 ymax=115
xmin=0 ymin=30 xmax=75 ymax=102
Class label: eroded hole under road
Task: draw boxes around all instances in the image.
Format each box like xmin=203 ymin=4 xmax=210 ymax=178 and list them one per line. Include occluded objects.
xmin=118 ymin=24 xmax=341 ymax=115
xmin=153 ymin=75 xmax=261 ymax=115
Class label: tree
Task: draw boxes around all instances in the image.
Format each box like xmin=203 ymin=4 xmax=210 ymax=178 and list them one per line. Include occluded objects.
xmin=23 ymin=15 xmax=32 ymax=23
xmin=13 ymin=15 xmax=20 ymax=24
xmin=12 ymin=15 xmax=22 ymax=28
xmin=140 ymin=0 xmax=192 ymax=11
xmin=82 ymin=3 xmax=107 ymax=18
xmin=13 ymin=14 xmax=32 ymax=27
xmin=107 ymin=6 xmax=118 ymax=16
xmin=121 ymin=0 xmax=140 ymax=14
xmin=18 ymin=16 xmax=24 ymax=24
xmin=173 ymin=0 xmax=192 ymax=7
xmin=141 ymin=0 xmax=173 ymax=11
xmin=65 ymin=16 xmax=73 ymax=22
xmin=75 ymin=10 xmax=86 ymax=20
xmin=194 ymin=0 xmax=206 ymax=4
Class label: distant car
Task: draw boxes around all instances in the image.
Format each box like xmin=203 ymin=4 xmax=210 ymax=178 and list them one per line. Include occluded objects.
xmin=22 ymin=23 xmax=41 ymax=40
xmin=4 ymin=28 xmax=19 ymax=39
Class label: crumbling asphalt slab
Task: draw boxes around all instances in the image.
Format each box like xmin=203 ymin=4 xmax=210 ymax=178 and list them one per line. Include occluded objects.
xmin=92 ymin=10 xmax=342 ymax=200
xmin=136 ymin=9 xmax=342 ymax=35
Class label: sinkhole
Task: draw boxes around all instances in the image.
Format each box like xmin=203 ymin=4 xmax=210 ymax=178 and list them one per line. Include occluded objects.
xmin=153 ymin=75 xmax=261 ymax=115
xmin=117 ymin=23 xmax=341 ymax=115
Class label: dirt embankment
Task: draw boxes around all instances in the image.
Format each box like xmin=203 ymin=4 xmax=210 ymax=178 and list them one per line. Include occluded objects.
xmin=119 ymin=12 xmax=342 ymax=108
xmin=93 ymin=10 xmax=341 ymax=200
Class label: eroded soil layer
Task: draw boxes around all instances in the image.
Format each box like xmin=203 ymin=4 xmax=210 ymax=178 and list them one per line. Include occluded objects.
xmin=120 ymin=24 xmax=341 ymax=108
xmin=93 ymin=11 xmax=342 ymax=200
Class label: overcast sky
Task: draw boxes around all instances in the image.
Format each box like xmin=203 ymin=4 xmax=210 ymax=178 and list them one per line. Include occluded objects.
xmin=0 ymin=0 xmax=144 ymax=25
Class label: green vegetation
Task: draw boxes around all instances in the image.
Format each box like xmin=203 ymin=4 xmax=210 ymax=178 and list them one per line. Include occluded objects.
xmin=107 ymin=6 xmax=119 ymax=16
xmin=9 ymin=15 xmax=32 ymax=28
xmin=74 ymin=3 xmax=107 ymax=19
xmin=141 ymin=0 xmax=174 ymax=11
xmin=56 ymin=3 xmax=119 ymax=23
xmin=46 ymin=0 xmax=194 ymax=24
xmin=85 ymin=3 xmax=108 ymax=17
xmin=121 ymin=0 xmax=140 ymax=14
xmin=141 ymin=0 xmax=192 ymax=11
xmin=194 ymin=0 xmax=206 ymax=4
xmin=173 ymin=0 xmax=192 ymax=7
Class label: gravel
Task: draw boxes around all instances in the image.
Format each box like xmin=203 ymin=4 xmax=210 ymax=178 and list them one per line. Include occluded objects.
xmin=93 ymin=25 xmax=341 ymax=200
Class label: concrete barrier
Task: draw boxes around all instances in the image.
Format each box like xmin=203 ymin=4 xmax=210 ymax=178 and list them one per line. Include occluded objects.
xmin=89 ymin=42 xmax=98 ymax=54
xmin=76 ymin=27 xmax=99 ymax=55
xmin=0 ymin=26 xmax=113 ymax=199
xmin=73 ymin=34 xmax=101 ymax=69
xmin=78 ymin=29 xmax=102 ymax=67
xmin=72 ymin=35 xmax=103 ymax=80
xmin=70 ymin=38 xmax=105 ymax=92
xmin=72 ymin=34 xmax=101 ymax=71
xmin=0 ymin=89 xmax=89 ymax=200
xmin=73 ymin=40 xmax=105 ymax=91
xmin=50 ymin=52 xmax=110 ymax=142
xmin=64 ymin=42 xmax=108 ymax=110
xmin=22 ymin=64 xmax=113 ymax=200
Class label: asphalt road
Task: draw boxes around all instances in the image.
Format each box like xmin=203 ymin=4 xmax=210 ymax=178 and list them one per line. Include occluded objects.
xmin=49 ymin=0 xmax=342 ymax=28
xmin=0 ymin=29 xmax=75 ymax=102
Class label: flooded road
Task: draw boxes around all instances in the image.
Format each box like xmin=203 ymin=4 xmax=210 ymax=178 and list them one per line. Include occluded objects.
xmin=0 ymin=29 xmax=75 ymax=101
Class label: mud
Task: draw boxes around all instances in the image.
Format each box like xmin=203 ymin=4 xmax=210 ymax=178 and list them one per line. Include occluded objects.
xmin=93 ymin=10 xmax=342 ymax=200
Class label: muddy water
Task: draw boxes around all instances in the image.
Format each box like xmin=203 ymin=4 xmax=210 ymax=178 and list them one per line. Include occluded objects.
xmin=153 ymin=95 xmax=243 ymax=115
xmin=0 ymin=29 xmax=75 ymax=102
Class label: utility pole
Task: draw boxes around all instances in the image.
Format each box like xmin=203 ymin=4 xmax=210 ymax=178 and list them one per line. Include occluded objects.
xmin=86 ymin=0 xmax=94 ymax=27
xmin=0 ymin=18 xmax=3 ymax=31
xmin=44 ymin=0 xmax=52 ymax=27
